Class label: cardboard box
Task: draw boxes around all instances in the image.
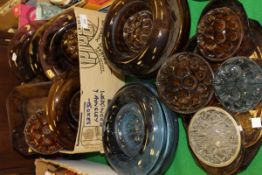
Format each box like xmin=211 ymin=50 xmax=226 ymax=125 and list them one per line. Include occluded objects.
xmin=60 ymin=7 xmax=125 ymax=154
xmin=35 ymin=159 xmax=117 ymax=175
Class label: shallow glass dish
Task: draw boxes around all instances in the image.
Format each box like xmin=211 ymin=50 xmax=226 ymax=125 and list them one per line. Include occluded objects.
xmin=156 ymin=52 xmax=214 ymax=114
xmin=213 ymin=57 xmax=262 ymax=112
xmin=103 ymin=83 xmax=178 ymax=175
xmin=188 ymin=106 xmax=245 ymax=175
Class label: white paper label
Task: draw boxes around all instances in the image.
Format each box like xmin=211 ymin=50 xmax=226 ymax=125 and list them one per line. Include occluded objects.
xmin=251 ymin=117 xmax=262 ymax=128
xmin=79 ymin=14 xmax=88 ymax=29
xmin=12 ymin=52 xmax=17 ymax=62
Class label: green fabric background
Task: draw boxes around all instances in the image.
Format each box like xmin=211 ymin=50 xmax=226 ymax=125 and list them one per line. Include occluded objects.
xmin=85 ymin=0 xmax=262 ymax=174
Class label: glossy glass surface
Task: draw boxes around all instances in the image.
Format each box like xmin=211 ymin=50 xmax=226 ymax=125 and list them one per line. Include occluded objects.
xmin=39 ymin=10 xmax=78 ymax=80
xmin=103 ymin=83 xmax=178 ymax=175
xmin=234 ymin=104 xmax=262 ymax=148
xmin=46 ymin=71 xmax=80 ymax=150
xmin=197 ymin=7 xmax=243 ymax=61
xmin=87 ymin=1 xmax=262 ymax=175
xmin=24 ymin=111 xmax=62 ymax=155
xmin=196 ymin=0 xmax=250 ymax=62
xmin=213 ymin=57 xmax=262 ymax=112
xmin=102 ymin=0 xmax=190 ymax=77
xmin=9 ymin=20 xmax=45 ymax=82
xmin=189 ymin=107 xmax=241 ymax=167
xmin=156 ymin=52 xmax=214 ymax=114
xmin=188 ymin=107 xmax=246 ymax=175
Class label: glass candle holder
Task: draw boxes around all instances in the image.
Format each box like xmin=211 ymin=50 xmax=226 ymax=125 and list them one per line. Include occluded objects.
xmin=103 ymin=83 xmax=178 ymax=175
xmin=213 ymin=57 xmax=262 ymax=112
xmin=156 ymin=52 xmax=214 ymax=114
xmin=102 ymin=0 xmax=190 ymax=77
xmin=188 ymin=106 xmax=245 ymax=175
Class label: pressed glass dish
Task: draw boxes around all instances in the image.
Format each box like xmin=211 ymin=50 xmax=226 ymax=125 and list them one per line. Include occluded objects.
xmin=156 ymin=52 xmax=214 ymax=114
xmin=213 ymin=57 xmax=262 ymax=112
xmin=103 ymin=83 xmax=178 ymax=175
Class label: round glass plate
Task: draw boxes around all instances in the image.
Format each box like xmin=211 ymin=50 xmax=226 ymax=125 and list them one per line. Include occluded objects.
xmin=156 ymin=52 xmax=214 ymax=114
xmin=188 ymin=107 xmax=242 ymax=168
xmin=103 ymin=83 xmax=178 ymax=175
xmin=213 ymin=57 xmax=262 ymax=112
xmin=197 ymin=7 xmax=244 ymax=61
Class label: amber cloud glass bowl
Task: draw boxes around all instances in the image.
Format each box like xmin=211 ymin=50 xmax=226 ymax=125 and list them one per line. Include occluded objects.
xmin=156 ymin=52 xmax=214 ymax=114
xmin=46 ymin=71 xmax=80 ymax=150
xmin=102 ymin=0 xmax=190 ymax=77
xmin=213 ymin=57 xmax=262 ymax=113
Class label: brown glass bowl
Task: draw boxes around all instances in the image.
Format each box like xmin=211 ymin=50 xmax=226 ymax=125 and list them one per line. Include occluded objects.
xmin=39 ymin=9 xmax=78 ymax=80
xmin=24 ymin=111 xmax=62 ymax=155
xmin=234 ymin=103 xmax=262 ymax=148
xmin=46 ymin=71 xmax=80 ymax=150
xmin=188 ymin=107 xmax=245 ymax=175
xmin=156 ymin=52 xmax=214 ymax=114
xmin=196 ymin=0 xmax=250 ymax=62
xmin=6 ymin=82 xmax=52 ymax=156
xmin=102 ymin=0 xmax=190 ymax=77
xmin=9 ymin=20 xmax=46 ymax=82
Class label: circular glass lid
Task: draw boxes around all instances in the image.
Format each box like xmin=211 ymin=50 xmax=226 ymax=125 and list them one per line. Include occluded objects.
xmin=188 ymin=107 xmax=241 ymax=168
xmin=197 ymin=7 xmax=243 ymax=61
xmin=156 ymin=52 xmax=214 ymax=114
xmin=213 ymin=57 xmax=262 ymax=112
